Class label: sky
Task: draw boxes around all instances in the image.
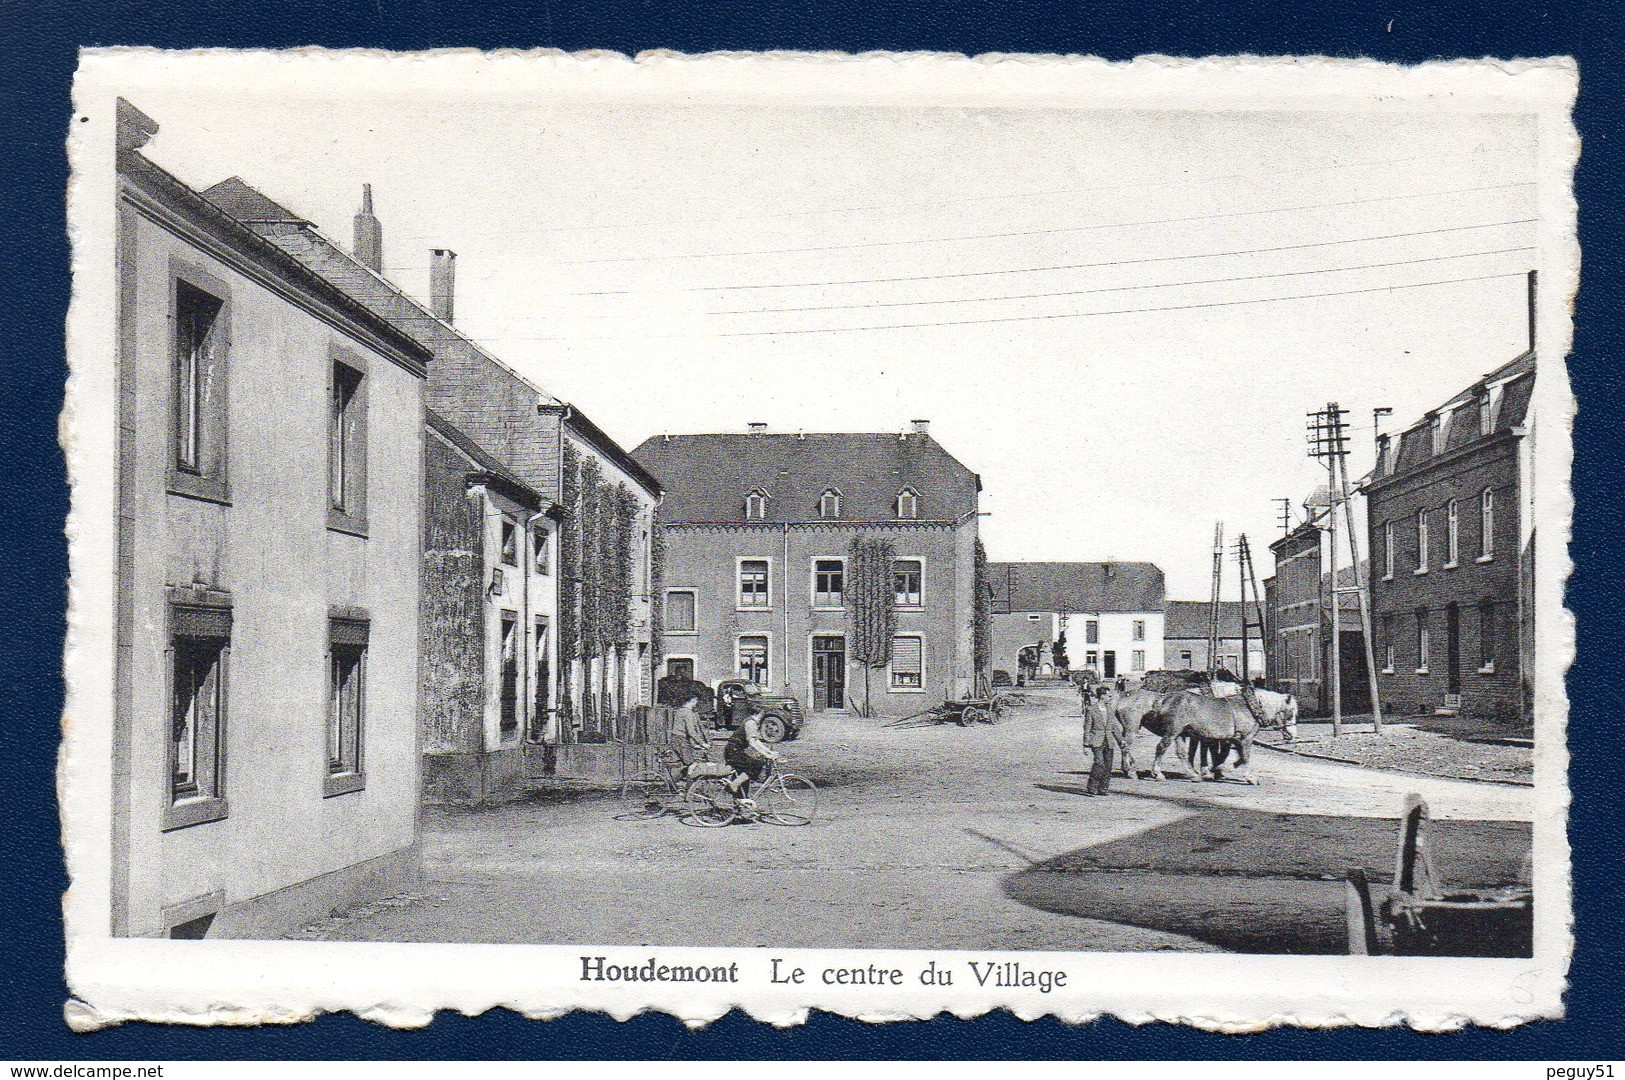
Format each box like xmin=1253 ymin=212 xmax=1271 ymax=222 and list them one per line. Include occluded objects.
xmin=117 ymin=66 xmax=1542 ymax=599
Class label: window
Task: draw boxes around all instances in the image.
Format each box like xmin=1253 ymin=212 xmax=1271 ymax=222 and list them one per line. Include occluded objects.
xmin=893 ymin=559 xmax=922 ymax=607
xmin=1415 ymin=608 xmax=1430 ymax=673
xmin=1179 ymin=650 xmax=1192 ymax=669
xmin=1446 ymin=499 xmax=1459 ymax=567
xmin=1383 ymin=615 xmax=1395 ymax=673
xmin=745 ymin=489 xmax=768 ymax=520
xmin=1383 ymin=521 xmax=1395 ymax=579
xmin=498 ymin=613 xmax=519 ymax=737
xmin=813 ymin=559 xmax=845 ymax=608
xmin=1479 ymin=390 xmax=1493 ymax=436
xmin=1415 ymin=508 xmax=1429 ymax=573
xmin=1086 ymin=650 xmax=1099 ymax=668
xmin=533 ymin=525 xmax=550 ymax=575
xmin=1132 ymin=619 xmax=1146 ymax=642
xmin=532 ymin=618 xmax=550 ymax=734
xmin=328 ymin=359 xmax=367 ymax=532
xmin=737 ymin=635 xmax=769 ymax=685
xmin=166 ymin=599 xmax=231 ymax=830
xmin=1131 ymin=650 xmax=1146 ymax=672
xmin=738 ymin=559 xmax=770 ymax=608
xmin=666 ymin=589 xmax=697 ymax=633
xmin=891 ymin=636 xmax=923 ymax=689
xmin=819 ymin=489 xmax=842 ymax=520
xmin=170 ymin=278 xmax=228 ymax=501
xmin=1479 ymin=600 xmax=1497 ymax=672
xmin=1431 ymin=410 xmax=1451 ymax=456
xmin=325 ymin=616 xmax=369 ymax=796
xmin=1480 ymin=488 xmax=1496 ymax=559
xmin=500 ymin=516 xmax=518 ymax=566
xmin=666 ymin=657 xmax=695 ymax=682
xmin=895 ymin=488 xmax=919 ymax=520
xmin=1085 ymin=620 xmax=1099 ymax=644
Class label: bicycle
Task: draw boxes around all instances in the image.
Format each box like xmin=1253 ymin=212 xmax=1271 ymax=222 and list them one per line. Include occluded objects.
xmin=683 ymin=759 xmax=819 ymax=827
xmin=618 ymin=747 xmax=708 ymax=821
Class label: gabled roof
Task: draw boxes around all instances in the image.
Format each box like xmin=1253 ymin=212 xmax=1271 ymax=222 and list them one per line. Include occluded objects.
xmin=1165 ymin=600 xmax=1250 ymax=640
xmin=201 ymin=176 xmax=310 ymax=224
xmin=631 ymin=432 xmax=979 ymax=523
xmin=426 ymin=408 xmax=547 ymax=512
xmin=988 ymin=562 xmax=1165 ymax=614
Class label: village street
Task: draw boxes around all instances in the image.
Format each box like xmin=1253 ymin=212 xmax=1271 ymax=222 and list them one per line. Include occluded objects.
xmin=305 ymin=688 xmax=1532 ymax=953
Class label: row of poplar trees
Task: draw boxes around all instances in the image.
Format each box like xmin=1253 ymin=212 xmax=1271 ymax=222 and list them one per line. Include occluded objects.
xmin=557 ymin=443 xmax=647 ymax=739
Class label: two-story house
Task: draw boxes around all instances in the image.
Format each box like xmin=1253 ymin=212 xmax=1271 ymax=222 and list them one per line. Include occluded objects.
xmin=1364 ymin=274 xmax=1536 ymax=723
xmin=632 ymin=422 xmax=982 ymax=716
xmin=110 ymin=102 xmax=429 ymax=937
xmin=204 ymin=178 xmax=662 ymax=785
xmin=988 ymin=562 xmax=1165 ymax=682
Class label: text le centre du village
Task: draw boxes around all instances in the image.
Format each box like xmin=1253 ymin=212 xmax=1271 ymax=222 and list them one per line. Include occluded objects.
xmin=580 ymin=956 xmax=1069 ymax=994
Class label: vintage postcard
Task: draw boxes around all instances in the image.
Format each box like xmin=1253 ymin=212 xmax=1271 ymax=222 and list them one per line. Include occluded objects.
xmin=62 ymin=49 xmax=1576 ymax=1030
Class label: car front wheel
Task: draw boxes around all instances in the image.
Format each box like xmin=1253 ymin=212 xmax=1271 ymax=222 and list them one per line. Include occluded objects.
xmin=758 ymin=714 xmax=789 ymax=743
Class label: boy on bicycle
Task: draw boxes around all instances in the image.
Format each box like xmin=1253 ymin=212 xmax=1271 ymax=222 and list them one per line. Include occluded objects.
xmin=723 ymin=704 xmax=780 ymax=810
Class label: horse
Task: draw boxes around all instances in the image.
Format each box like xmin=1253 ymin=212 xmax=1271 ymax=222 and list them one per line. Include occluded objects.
xmin=1111 ymin=686 xmax=1171 ymax=778
xmin=1153 ymin=687 xmax=1298 ymax=783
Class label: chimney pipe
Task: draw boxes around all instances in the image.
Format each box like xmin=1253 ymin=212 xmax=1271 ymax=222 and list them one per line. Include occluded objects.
xmin=910 ymin=419 xmax=930 ymax=437
xmin=747 ymin=422 xmax=768 ymax=433
xmin=430 ymin=249 xmax=457 ymax=323
xmin=1526 ymin=269 xmax=1537 ymax=352
xmin=354 ymin=184 xmax=384 ymax=273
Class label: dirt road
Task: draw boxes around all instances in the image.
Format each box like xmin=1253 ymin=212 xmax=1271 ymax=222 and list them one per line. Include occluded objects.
xmin=307 ymin=687 xmax=1532 ymax=953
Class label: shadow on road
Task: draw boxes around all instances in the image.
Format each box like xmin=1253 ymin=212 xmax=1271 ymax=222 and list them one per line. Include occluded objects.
xmin=1002 ymin=787 xmax=1531 ymax=954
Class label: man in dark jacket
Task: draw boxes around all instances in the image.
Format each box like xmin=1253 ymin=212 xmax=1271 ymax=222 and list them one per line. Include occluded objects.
xmin=1083 ymin=690 xmax=1114 ymax=795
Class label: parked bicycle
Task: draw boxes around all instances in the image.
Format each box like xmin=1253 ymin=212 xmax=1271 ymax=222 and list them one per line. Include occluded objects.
xmin=619 ymin=749 xmax=819 ymax=827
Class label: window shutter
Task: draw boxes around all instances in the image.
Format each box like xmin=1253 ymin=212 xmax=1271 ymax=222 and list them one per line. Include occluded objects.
xmin=892 ymin=636 xmax=922 ymax=674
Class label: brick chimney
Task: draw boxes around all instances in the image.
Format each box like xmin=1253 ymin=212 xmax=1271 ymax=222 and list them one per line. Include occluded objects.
xmin=353 ymin=184 xmax=383 ymax=274
xmin=430 ymin=249 xmax=456 ymax=322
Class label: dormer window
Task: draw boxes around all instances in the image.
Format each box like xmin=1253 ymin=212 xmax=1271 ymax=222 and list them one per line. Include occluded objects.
xmin=1478 ymin=387 xmax=1493 ymax=436
xmin=1430 ymin=409 xmax=1452 ymax=456
xmin=895 ymin=487 xmax=919 ymax=520
xmin=744 ymin=489 xmax=769 ymax=520
xmin=819 ymin=489 xmax=842 ymax=520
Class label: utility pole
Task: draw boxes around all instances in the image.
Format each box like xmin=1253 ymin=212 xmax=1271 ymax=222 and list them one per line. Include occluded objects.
xmin=1207 ymin=522 xmax=1224 ymax=678
xmin=1274 ymin=497 xmax=1294 ymax=535
xmin=1308 ymin=402 xmax=1385 ymax=737
xmin=1236 ymin=535 xmax=1267 ymax=686
xmin=1307 ymin=405 xmax=1346 ymax=736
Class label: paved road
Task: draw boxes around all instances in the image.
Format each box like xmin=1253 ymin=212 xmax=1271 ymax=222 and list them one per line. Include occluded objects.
xmin=307 ymin=687 xmax=1531 ymax=952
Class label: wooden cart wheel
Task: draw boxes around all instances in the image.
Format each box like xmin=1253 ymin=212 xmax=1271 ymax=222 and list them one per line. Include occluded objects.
xmin=962 ymin=705 xmax=988 ymax=725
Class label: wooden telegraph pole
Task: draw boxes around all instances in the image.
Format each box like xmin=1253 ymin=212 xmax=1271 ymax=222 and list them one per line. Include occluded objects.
xmin=1307 ymin=402 xmax=1385 ymax=737
xmin=1206 ymin=522 xmax=1224 ymax=678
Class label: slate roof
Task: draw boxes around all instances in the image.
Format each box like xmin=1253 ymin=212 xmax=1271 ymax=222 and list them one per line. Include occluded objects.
xmin=426 ymin=408 xmax=546 ymax=511
xmin=987 ymin=562 xmax=1165 ymax=614
xmin=631 ymin=432 xmax=980 ymax=523
xmin=1365 ymin=348 xmax=1535 ymax=486
xmin=1164 ymin=600 xmax=1250 ymax=640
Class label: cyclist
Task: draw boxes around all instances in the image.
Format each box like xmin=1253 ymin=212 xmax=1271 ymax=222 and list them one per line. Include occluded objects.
xmin=723 ymin=703 xmax=780 ymax=810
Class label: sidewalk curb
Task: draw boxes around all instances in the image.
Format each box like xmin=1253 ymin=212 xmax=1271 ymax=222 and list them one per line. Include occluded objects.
xmin=1253 ymin=738 xmax=1535 ymax=788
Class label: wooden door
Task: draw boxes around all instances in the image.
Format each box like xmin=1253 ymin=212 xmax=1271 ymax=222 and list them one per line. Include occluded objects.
xmin=812 ymin=636 xmax=846 ymax=711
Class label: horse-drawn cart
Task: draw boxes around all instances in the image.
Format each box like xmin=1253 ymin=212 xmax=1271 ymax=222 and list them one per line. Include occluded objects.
xmin=884 ymin=694 xmax=1016 ymax=729
xmin=1346 ymin=794 xmax=1533 ymax=956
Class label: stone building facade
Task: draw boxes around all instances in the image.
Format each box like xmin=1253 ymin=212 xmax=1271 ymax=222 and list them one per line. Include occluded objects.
xmin=1364 ymin=312 xmax=1535 ymax=723
xmin=1264 ymin=520 xmax=1370 ymax=714
xmin=633 ymin=424 xmax=981 ymax=716
xmin=111 ymin=102 xmax=428 ymax=937
xmin=1161 ymin=600 xmax=1266 ymax=681
xmin=203 ymin=177 xmax=662 ymax=780
xmin=988 ymin=562 xmax=1165 ymax=682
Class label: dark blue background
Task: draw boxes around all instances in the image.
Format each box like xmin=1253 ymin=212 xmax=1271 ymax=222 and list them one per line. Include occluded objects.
xmin=3 ymin=0 xmax=1619 ymax=1060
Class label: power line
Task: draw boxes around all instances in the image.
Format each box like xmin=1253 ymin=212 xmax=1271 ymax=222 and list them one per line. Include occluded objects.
xmin=713 ymin=270 xmax=1530 ymax=338
xmin=477 ymin=269 xmax=1528 ymax=342
xmin=703 ymin=246 xmax=1532 ymax=316
xmin=563 ymin=181 xmax=1535 ymax=265
xmin=379 ymin=145 xmax=1523 ymax=243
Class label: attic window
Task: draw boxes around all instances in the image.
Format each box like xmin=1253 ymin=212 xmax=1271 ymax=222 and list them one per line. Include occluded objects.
xmin=744 ymin=489 xmax=769 ymax=520
xmin=1478 ymin=388 xmax=1493 ymax=436
xmin=895 ymin=488 xmax=919 ymax=520
xmin=1430 ymin=409 xmax=1452 ymax=456
xmin=819 ymin=489 xmax=842 ymax=520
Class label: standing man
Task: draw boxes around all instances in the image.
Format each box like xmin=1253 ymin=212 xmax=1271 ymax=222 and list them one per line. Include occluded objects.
xmin=1083 ymin=688 xmax=1114 ymax=796
xmin=667 ymin=689 xmax=712 ymax=772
